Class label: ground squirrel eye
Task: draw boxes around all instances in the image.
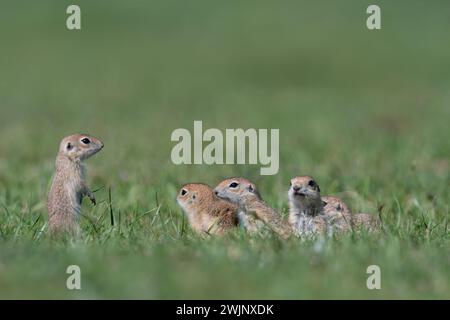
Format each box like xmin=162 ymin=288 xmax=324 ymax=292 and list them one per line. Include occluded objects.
xmin=308 ymin=180 xmax=316 ymax=187
xmin=229 ymin=182 xmax=239 ymax=188
xmin=81 ymin=138 xmax=91 ymax=144
xmin=181 ymin=189 xmax=187 ymax=196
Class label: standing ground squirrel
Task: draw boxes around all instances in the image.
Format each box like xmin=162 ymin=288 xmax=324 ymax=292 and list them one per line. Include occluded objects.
xmin=214 ymin=178 xmax=292 ymax=239
xmin=176 ymin=183 xmax=239 ymax=236
xmin=47 ymin=134 xmax=104 ymax=235
xmin=288 ymin=176 xmax=379 ymax=235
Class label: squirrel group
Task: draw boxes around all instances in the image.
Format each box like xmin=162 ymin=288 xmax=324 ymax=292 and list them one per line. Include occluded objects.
xmin=47 ymin=134 xmax=380 ymax=238
xmin=212 ymin=177 xmax=379 ymax=239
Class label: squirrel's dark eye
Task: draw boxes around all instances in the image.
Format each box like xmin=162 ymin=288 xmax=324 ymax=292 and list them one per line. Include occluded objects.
xmin=81 ymin=138 xmax=91 ymax=144
xmin=181 ymin=189 xmax=187 ymax=196
xmin=229 ymin=182 xmax=239 ymax=188
xmin=308 ymin=180 xmax=320 ymax=192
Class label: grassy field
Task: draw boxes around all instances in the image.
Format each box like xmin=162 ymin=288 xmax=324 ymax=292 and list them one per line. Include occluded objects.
xmin=0 ymin=1 xmax=449 ymax=299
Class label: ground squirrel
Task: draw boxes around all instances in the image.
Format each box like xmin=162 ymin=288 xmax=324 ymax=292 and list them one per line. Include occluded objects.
xmin=321 ymin=196 xmax=350 ymax=215
xmin=288 ymin=176 xmax=378 ymax=235
xmin=214 ymin=178 xmax=292 ymax=239
xmin=288 ymin=176 xmax=332 ymax=236
xmin=213 ymin=178 xmax=264 ymax=235
xmin=47 ymin=134 xmax=104 ymax=235
xmin=176 ymin=183 xmax=239 ymax=236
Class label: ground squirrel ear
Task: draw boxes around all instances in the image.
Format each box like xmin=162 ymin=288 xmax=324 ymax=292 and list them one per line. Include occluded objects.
xmin=66 ymin=142 xmax=73 ymax=150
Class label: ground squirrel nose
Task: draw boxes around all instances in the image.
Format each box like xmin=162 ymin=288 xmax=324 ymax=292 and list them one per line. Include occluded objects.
xmin=293 ymin=186 xmax=300 ymax=191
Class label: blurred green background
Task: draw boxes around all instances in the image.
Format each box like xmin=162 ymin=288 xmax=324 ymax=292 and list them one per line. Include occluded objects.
xmin=0 ymin=0 xmax=449 ymax=299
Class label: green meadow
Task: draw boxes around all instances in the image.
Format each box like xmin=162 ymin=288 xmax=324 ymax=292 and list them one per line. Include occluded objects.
xmin=0 ymin=1 xmax=449 ymax=299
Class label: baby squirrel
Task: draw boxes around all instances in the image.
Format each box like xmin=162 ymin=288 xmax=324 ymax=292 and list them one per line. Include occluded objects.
xmin=47 ymin=134 xmax=104 ymax=235
xmin=321 ymin=195 xmax=378 ymax=232
xmin=321 ymin=196 xmax=350 ymax=215
xmin=177 ymin=183 xmax=239 ymax=236
xmin=213 ymin=178 xmax=264 ymax=235
xmin=214 ymin=178 xmax=292 ymax=239
xmin=288 ymin=176 xmax=378 ymax=235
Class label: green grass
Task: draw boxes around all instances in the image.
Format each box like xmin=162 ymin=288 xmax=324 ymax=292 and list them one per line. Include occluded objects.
xmin=0 ymin=0 xmax=449 ymax=299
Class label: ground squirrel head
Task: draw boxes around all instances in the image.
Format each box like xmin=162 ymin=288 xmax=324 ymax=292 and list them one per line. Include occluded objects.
xmin=289 ymin=176 xmax=323 ymax=209
xmin=321 ymin=196 xmax=349 ymax=213
xmin=177 ymin=183 xmax=215 ymax=213
xmin=214 ymin=177 xmax=261 ymax=207
xmin=58 ymin=134 xmax=104 ymax=162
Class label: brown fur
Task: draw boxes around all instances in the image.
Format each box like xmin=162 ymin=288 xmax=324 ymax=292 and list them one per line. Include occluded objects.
xmin=177 ymin=183 xmax=238 ymax=236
